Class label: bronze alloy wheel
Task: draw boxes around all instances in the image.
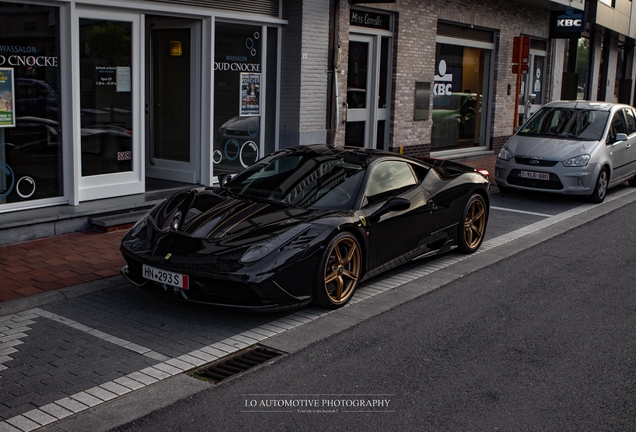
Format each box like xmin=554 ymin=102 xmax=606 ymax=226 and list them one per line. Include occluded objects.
xmin=321 ymin=234 xmax=361 ymax=306
xmin=458 ymin=194 xmax=487 ymax=253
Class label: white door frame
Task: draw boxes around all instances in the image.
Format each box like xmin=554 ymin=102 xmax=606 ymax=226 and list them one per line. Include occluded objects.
xmin=146 ymin=18 xmax=201 ymax=184
xmin=518 ymin=49 xmax=547 ymax=123
xmin=76 ymin=9 xmax=144 ymax=202
xmin=346 ymin=33 xmax=376 ymax=149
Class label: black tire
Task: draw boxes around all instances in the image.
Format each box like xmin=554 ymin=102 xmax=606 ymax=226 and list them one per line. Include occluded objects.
xmin=457 ymin=194 xmax=488 ymax=254
xmin=312 ymin=232 xmax=362 ymax=308
xmin=588 ymin=168 xmax=609 ymax=203
xmin=628 ymin=173 xmax=636 ymax=187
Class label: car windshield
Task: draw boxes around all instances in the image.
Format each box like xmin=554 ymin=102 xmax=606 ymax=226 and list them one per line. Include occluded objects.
xmin=518 ymin=107 xmax=609 ymax=141
xmin=224 ymin=151 xmax=366 ymax=210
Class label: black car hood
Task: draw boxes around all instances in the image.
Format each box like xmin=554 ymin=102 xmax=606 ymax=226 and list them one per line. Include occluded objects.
xmin=150 ymin=188 xmax=322 ymax=249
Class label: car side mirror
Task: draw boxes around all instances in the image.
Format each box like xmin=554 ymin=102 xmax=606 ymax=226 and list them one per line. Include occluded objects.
xmin=615 ymin=133 xmax=629 ymax=142
xmin=369 ymin=197 xmax=410 ymax=224
xmin=217 ymin=173 xmax=233 ymax=188
xmin=513 ymin=126 xmax=522 ymax=133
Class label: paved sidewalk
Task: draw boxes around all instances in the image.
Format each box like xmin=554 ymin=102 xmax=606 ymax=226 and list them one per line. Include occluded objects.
xmin=0 ymin=231 xmax=127 ymax=303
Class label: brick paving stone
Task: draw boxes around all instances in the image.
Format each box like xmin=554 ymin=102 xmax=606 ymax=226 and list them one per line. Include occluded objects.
xmin=14 ymin=287 xmax=45 ymax=297
xmin=71 ymin=274 xmax=101 ymax=284
xmin=31 ymin=274 xmax=59 ymax=284
xmin=32 ymin=281 xmax=65 ymax=292
xmin=0 ymin=292 xmax=23 ymax=302
xmin=27 ymin=268 xmax=53 ymax=277
xmin=0 ymin=227 xmax=122 ymax=297
xmin=39 ymin=403 xmax=73 ymax=420
xmin=5 ymin=414 xmax=40 ymax=431
xmin=4 ymin=273 xmax=34 ymax=283
xmin=46 ymin=264 xmax=74 ymax=274
xmin=22 ymin=262 xmax=50 ymax=270
xmin=42 ymin=258 xmax=69 ymax=266
xmin=3 ymin=265 xmax=32 ymax=274
xmin=54 ymin=271 xmax=79 ymax=279
xmin=94 ymin=269 xmax=119 ymax=278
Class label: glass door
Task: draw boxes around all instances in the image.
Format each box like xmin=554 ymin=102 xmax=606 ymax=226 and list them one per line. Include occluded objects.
xmin=78 ymin=10 xmax=143 ymax=201
xmin=346 ymin=34 xmax=374 ymax=148
xmin=146 ymin=18 xmax=200 ymax=184
xmin=346 ymin=34 xmax=392 ymax=149
xmin=518 ymin=51 xmax=546 ymax=125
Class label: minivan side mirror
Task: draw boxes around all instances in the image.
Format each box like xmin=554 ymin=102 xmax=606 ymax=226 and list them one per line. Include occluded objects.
xmin=615 ymin=133 xmax=629 ymax=142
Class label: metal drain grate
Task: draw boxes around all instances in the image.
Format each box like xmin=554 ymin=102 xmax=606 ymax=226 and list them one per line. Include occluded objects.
xmin=193 ymin=346 xmax=284 ymax=383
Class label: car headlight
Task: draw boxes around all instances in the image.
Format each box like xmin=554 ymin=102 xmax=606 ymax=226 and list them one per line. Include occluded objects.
xmin=562 ymin=154 xmax=590 ymax=167
xmin=498 ymin=146 xmax=512 ymax=161
xmin=170 ymin=211 xmax=182 ymax=231
xmin=240 ymin=223 xmax=311 ymax=264
xmin=129 ymin=218 xmax=147 ymax=238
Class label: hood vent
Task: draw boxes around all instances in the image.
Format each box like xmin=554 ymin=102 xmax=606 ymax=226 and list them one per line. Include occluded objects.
xmin=192 ymin=346 xmax=284 ymax=383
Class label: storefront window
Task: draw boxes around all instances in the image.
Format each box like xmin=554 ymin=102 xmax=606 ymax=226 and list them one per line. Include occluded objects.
xmin=214 ymin=23 xmax=262 ymax=175
xmin=432 ymin=43 xmax=485 ymax=150
xmin=0 ymin=3 xmax=61 ymax=205
xmin=79 ymin=19 xmax=133 ymax=177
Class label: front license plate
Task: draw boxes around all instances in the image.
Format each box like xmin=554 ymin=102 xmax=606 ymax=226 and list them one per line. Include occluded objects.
xmin=143 ymin=264 xmax=189 ymax=290
xmin=519 ymin=170 xmax=550 ymax=181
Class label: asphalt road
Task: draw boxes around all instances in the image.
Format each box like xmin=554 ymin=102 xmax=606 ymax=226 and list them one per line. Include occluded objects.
xmin=109 ymin=196 xmax=636 ymax=431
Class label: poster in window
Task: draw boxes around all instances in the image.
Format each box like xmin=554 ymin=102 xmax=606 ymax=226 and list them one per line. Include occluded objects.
xmin=240 ymin=73 xmax=260 ymax=116
xmin=0 ymin=68 xmax=15 ymax=127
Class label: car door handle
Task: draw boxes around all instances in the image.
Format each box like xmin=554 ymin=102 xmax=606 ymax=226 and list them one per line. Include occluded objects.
xmin=627 ymin=143 xmax=632 ymax=149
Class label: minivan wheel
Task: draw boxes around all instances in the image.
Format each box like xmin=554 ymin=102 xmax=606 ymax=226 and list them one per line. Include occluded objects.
xmin=588 ymin=168 xmax=608 ymax=203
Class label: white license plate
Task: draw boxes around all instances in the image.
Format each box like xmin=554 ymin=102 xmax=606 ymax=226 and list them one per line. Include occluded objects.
xmin=143 ymin=264 xmax=189 ymax=289
xmin=519 ymin=170 xmax=550 ymax=181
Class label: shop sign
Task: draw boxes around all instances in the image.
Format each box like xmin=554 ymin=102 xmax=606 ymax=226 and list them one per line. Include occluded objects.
xmin=96 ymin=66 xmax=117 ymax=87
xmin=0 ymin=68 xmax=15 ymax=127
xmin=240 ymin=73 xmax=260 ymax=116
xmin=433 ymin=60 xmax=453 ymax=96
xmin=214 ymin=61 xmax=261 ymax=72
xmin=350 ymin=9 xmax=391 ymax=31
xmin=550 ymin=7 xmax=587 ymax=38
xmin=0 ymin=43 xmax=57 ymax=67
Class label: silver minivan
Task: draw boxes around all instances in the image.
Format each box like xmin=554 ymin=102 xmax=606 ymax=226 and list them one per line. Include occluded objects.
xmin=495 ymin=101 xmax=636 ymax=202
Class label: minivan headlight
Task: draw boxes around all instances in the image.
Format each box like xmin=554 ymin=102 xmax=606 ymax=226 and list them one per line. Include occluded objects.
xmin=562 ymin=154 xmax=590 ymax=167
xmin=498 ymin=146 xmax=512 ymax=161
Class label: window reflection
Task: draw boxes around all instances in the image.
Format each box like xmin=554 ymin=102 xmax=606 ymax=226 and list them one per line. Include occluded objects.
xmin=364 ymin=161 xmax=416 ymax=206
xmin=0 ymin=3 xmax=62 ymax=204
xmin=214 ymin=23 xmax=262 ymax=175
xmin=432 ymin=43 xmax=486 ymax=150
xmin=79 ymin=19 xmax=133 ymax=177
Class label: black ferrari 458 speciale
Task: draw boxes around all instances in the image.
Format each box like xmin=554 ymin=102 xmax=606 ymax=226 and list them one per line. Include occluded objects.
xmin=120 ymin=145 xmax=490 ymax=311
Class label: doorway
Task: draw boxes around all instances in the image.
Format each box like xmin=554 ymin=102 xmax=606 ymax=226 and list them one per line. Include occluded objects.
xmin=146 ymin=17 xmax=201 ymax=184
xmin=345 ymin=34 xmax=391 ymax=149
xmin=518 ymin=51 xmax=546 ymax=125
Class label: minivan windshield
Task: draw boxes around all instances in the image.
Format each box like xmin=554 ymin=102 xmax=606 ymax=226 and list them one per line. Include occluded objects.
xmin=518 ymin=107 xmax=609 ymax=141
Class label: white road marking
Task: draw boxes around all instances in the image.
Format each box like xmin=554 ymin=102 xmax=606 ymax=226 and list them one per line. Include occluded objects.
xmin=490 ymin=206 xmax=552 ymax=217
